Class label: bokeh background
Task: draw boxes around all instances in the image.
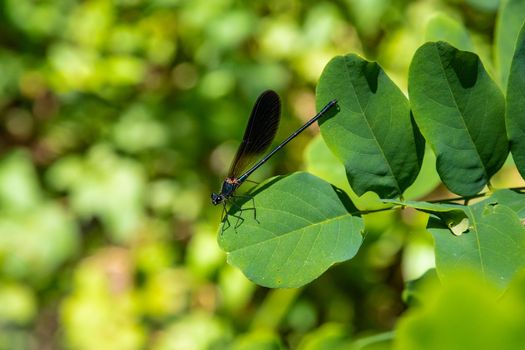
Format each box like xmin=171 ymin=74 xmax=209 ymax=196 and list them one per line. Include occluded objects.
xmin=0 ymin=0 xmax=517 ymax=349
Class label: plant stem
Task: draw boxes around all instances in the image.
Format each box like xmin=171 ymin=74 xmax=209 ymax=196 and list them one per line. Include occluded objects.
xmin=349 ymin=186 xmax=525 ymax=216
xmin=351 ymin=206 xmax=395 ymax=216
xmin=428 ymin=186 xmax=525 ymax=204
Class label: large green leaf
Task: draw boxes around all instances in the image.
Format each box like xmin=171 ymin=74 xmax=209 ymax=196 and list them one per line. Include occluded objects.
xmin=408 ymin=41 xmax=508 ymax=196
xmin=495 ymin=0 xmax=525 ymax=90
xmin=316 ymin=54 xmax=424 ymax=199
xmin=428 ymin=190 xmax=525 ymax=288
xmin=395 ymin=271 xmax=525 ymax=350
xmin=506 ymin=21 xmax=525 ymax=180
xmin=218 ymin=172 xmax=364 ymax=288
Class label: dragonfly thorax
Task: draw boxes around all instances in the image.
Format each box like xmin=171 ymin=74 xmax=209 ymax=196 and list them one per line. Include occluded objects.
xmin=211 ymin=178 xmax=241 ymax=205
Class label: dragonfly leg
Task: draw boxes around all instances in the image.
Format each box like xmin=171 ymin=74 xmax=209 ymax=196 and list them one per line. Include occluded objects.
xmin=221 ymin=200 xmax=248 ymax=232
xmin=220 ymin=204 xmax=231 ymax=234
xmin=232 ymin=195 xmax=258 ymax=224
xmin=221 ymin=196 xmax=259 ymax=232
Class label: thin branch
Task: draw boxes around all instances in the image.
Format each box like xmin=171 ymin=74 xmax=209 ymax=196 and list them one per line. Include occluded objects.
xmin=428 ymin=186 xmax=525 ymax=204
xmin=348 ymin=186 xmax=525 ymax=216
xmin=357 ymin=206 xmax=400 ymax=215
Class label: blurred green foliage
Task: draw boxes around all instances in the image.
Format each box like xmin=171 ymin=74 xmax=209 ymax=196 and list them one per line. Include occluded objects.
xmin=395 ymin=270 xmax=525 ymax=350
xmin=1 ymin=0 xmax=523 ymax=349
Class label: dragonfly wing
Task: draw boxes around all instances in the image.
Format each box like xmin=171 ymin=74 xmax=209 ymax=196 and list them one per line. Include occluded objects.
xmin=228 ymin=90 xmax=281 ymax=178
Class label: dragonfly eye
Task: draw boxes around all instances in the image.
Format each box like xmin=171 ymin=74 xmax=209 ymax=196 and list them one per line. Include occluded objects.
xmin=211 ymin=193 xmax=223 ymax=205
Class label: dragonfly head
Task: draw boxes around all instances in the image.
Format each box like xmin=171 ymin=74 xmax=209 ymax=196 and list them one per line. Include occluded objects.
xmin=211 ymin=192 xmax=224 ymax=205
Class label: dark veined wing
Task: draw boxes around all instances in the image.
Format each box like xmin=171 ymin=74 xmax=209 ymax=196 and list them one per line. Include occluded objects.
xmin=228 ymin=90 xmax=281 ymax=178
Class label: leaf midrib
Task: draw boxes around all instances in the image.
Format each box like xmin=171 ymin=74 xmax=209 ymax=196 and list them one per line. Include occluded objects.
xmin=342 ymin=56 xmax=402 ymax=195
xmin=432 ymin=44 xmax=489 ymax=181
xmin=465 ymin=206 xmax=485 ymax=276
xmin=228 ymin=213 xmax=353 ymax=252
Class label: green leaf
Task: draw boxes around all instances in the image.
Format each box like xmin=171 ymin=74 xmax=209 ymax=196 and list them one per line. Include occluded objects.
xmin=490 ymin=189 xmax=525 ymax=216
xmin=394 ymin=270 xmax=525 ymax=350
xmin=506 ymin=21 xmax=525 ymax=180
xmin=218 ymin=172 xmax=364 ymax=288
xmin=408 ymin=41 xmax=508 ymax=196
xmin=317 ymin=54 xmax=424 ymax=199
xmin=495 ymin=0 xmax=525 ymax=90
xmin=428 ymin=195 xmax=525 ymax=289
xmin=425 ymin=13 xmax=474 ymax=52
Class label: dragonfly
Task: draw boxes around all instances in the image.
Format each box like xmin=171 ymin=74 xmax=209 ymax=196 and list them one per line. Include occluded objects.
xmin=211 ymin=90 xmax=338 ymax=228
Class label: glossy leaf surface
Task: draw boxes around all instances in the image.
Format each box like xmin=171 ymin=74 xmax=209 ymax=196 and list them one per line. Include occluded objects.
xmin=428 ymin=190 xmax=525 ymax=288
xmin=409 ymin=41 xmax=508 ymax=196
xmin=317 ymin=54 xmax=424 ymax=199
xmin=218 ymin=172 xmax=364 ymax=288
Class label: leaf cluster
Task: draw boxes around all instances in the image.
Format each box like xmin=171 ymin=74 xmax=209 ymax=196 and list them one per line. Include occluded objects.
xmin=220 ymin=16 xmax=525 ymax=292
